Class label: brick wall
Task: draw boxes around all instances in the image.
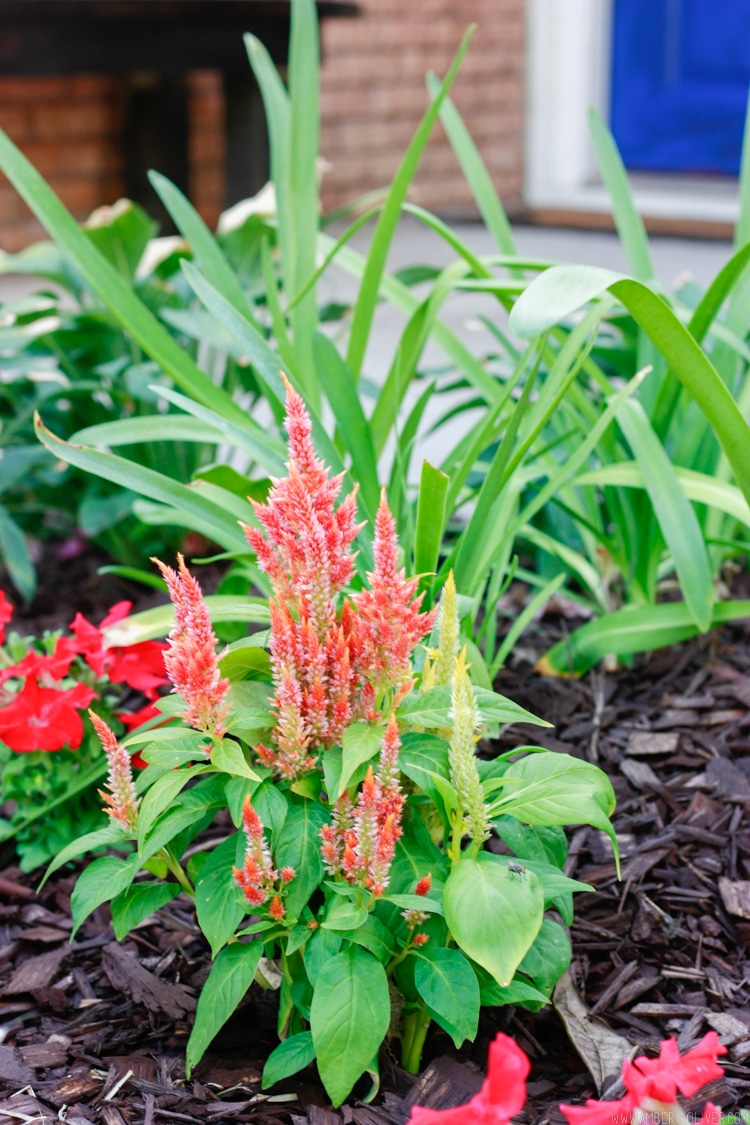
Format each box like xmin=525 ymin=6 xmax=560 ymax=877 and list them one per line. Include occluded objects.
xmin=319 ymin=0 xmax=525 ymax=217
xmin=0 ymin=2 xmax=524 ymax=250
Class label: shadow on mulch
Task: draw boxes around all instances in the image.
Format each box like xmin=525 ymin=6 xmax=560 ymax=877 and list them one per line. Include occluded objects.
xmin=1 ymin=557 xmax=750 ymax=1124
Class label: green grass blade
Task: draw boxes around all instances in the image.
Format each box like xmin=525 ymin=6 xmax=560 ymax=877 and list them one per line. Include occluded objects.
xmin=539 ymin=601 xmax=750 ymax=677
xmin=73 ymin=415 xmax=222 ymax=447
xmin=34 ymin=414 xmax=247 ymax=551
xmin=617 ymin=399 xmax=713 ymax=631
xmin=311 ymin=331 xmax=379 ymax=522
xmin=588 ymin=108 xmax=654 ymax=282
xmin=148 ymin=171 xmax=260 ymax=327
xmin=414 ymin=460 xmax=449 ymax=582
xmin=105 ymin=596 xmax=270 ymax=644
xmin=346 ymin=25 xmax=475 ymax=379
xmin=0 ymin=125 xmax=248 ymax=428
xmin=509 ymin=264 xmax=750 ymax=507
xmin=492 ymin=573 xmax=565 ymax=674
xmin=261 ymin=237 xmax=297 ymax=374
xmin=688 ymin=241 xmax=750 ymax=344
xmin=575 ymin=461 xmax=750 ymax=533
xmin=426 ymin=73 xmax=516 ymax=257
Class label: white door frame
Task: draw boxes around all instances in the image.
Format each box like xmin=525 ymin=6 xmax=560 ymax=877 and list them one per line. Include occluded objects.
xmin=524 ymin=0 xmax=740 ymax=224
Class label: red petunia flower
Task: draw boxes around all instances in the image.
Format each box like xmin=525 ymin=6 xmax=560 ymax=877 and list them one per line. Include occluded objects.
xmin=0 ymin=676 xmax=96 ymax=752
xmin=409 ymin=1032 xmax=530 ymax=1125
xmin=0 ymin=590 xmax=12 ymax=645
xmin=560 ymin=1033 xmax=727 ymax=1125
xmin=70 ymin=604 xmax=168 ymax=698
xmin=0 ymin=635 xmax=79 ymax=687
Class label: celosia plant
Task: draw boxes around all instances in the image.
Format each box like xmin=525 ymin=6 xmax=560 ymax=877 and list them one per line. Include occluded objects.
xmin=407 ymin=1030 xmax=725 ymax=1125
xmin=0 ymin=597 xmax=170 ymax=869
xmin=59 ymin=384 xmax=619 ymax=1105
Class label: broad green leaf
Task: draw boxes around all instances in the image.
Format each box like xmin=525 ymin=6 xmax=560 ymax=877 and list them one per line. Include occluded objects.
xmin=186 ymin=941 xmax=263 ymax=1075
xmin=337 ymin=722 xmax=385 ymax=799
xmin=443 ymin=854 xmax=544 ymax=988
xmin=383 ymin=894 xmax=443 ymax=916
xmin=473 ymin=686 xmax=551 ymax=728
xmin=103 ymin=598 xmax=270 ymax=646
xmin=85 ymin=198 xmax=157 ymax=282
xmin=491 ymin=817 xmax=567 ymax=868
xmin=617 ymin=398 xmax=713 ymax=632
xmin=540 ymin=599 xmax=750 ymax=676
xmin=397 ymin=685 xmax=452 ymax=728
xmin=509 ymin=265 xmax=750 ymax=509
xmin=274 ymin=800 xmax=329 ymax=919
xmin=304 ymin=927 xmax=342 ymax=988
xmin=414 ymin=946 xmax=479 ymax=1048
xmin=398 ymin=732 xmax=451 ymax=812
xmin=73 ymin=415 xmax=222 ymax=448
xmin=343 ymin=914 xmax=395 ymax=964
xmin=262 ymin=1031 xmax=315 ymax=1090
xmin=226 ymin=680 xmax=274 ymax=734
xmin=476 ymin=968 xmax=549 ymax=1010
xmin=137 ymin=764 xmax=211 ymax=850
xmin=491 ymin=856 xmax=592 ymax=904
xmin=487 ymin=753 xmax=618 ymax=864
xmin=321 ymin=896 xmax=368 ymax=932
xmin=517 ymin=918 xmax=571 ymax=998
xmin=195 ymin=835 xmax=246 ymax=957
xmin=139 ymin=776 xmax=227 ymax=863
xmin=211 ymin=740 xmax=260 ymax=782
xmin=70 ymin=853 xmax=140 ymax=937
xmin=219 ymin=637 xmax=272 ymax=681
xmin=41 ymin=823 xmax=125 ymax=884
xmin=310 ymin=946 xmax=390 ymax=1106
xmin=111 ymin=882 xmax=180 ymax=941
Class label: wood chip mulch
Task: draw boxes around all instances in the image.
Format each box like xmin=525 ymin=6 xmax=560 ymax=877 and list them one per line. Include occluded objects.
xmin=2 ymin=612 xmax=750 ymax=1125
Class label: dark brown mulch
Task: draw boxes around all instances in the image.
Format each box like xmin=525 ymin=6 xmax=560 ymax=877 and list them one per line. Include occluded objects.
xmin=1 ymin=573 xmax=750 ymax=1124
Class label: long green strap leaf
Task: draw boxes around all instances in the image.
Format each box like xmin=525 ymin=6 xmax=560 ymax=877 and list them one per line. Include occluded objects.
xmin=34 ymin=414 xmax=247 ymax=551
xmin=0 ymin=126 xmax=250 ymax=429
xmin=540 ymin=601 xmax=750 ymax=677
xmin=509 ymin=264 xmax=750 ymax=507
xmin=148 ymin=171 xmax=260 ymax=328
xmin=346 ymin=26 xmax=475 ymax=379
xmin=415 ymin=460 xmax=449 ymax=582
xmin=589 ymin=108 xmax=654 ymax=282
xmin=688 ymin=240 xmax=750 ymax=344
xmin=617 ymin=399 xmax=713 ymax=632
xmin=426 ymin=72 xmax=516 ymax=257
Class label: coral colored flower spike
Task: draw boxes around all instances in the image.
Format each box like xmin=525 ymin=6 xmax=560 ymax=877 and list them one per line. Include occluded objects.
xmin=152 ymin=553 xmax=229 ymax=737
xmin=90 ymin=711 xmax=139 ymax=833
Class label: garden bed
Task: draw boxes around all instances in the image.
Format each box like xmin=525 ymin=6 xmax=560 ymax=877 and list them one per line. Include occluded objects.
xmin=1 ymin=576 xmax=749 ymax=1125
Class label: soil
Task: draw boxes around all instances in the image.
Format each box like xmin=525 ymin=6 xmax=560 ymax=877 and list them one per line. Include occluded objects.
xmin=1 ymin=550 xmax=750 ymax=1125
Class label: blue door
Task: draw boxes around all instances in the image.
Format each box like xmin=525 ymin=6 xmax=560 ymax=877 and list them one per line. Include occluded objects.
xmin=610 ymin=0 xmax=750 ymax=175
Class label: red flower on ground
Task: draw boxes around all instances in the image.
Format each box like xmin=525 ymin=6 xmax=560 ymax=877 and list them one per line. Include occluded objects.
xmin=0 ymin=676 xmax=96 ymax=751
xmin=409 ymin=1033 xmax=530 ymax=1125
xmin=560 ymin=1033 xmax=727 ymax=1125
xmin=0 ymin=591 xmax=12 ymax=645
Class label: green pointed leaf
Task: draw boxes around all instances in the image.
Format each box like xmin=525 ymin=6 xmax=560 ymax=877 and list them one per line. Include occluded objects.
xmin=414 ymin=947 xmax=479 ymax=1048
xmin=195 ymin=835 xmax=246 ymax=957
xmin=111 ymin=882 xmax=180 ymax=941
xmin=211 ymin=740 xmax=260 ymax=782
xmin=186 ymin=941 xmax=263 ymax=1075
xmin=443 ymin=854 xmax=544 ymax=987
xmin=517 ymin=918 xmax=571 ymax=998
xmin=310 ymin=946 xmax=390 ymax=1106
xmin=71 ymin=854 xmax=140 ymax=938
xmin=337 ymin=722 xmax=385 ymax=799
xmin=262 ymin=1031 xmax=315 ymax=1090
xmin=274 ymin=800 xmax=329 ymax=919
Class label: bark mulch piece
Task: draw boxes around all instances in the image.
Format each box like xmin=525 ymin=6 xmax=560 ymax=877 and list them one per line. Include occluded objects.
xmin=1 ymin=599 xmax=750 ymax=1123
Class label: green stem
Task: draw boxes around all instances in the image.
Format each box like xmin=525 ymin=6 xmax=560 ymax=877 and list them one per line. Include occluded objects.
xmin=401 ymin=1004 xmax=431 ymax=1074
xmin=159 ymin=847 xmax=194 ymax=898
